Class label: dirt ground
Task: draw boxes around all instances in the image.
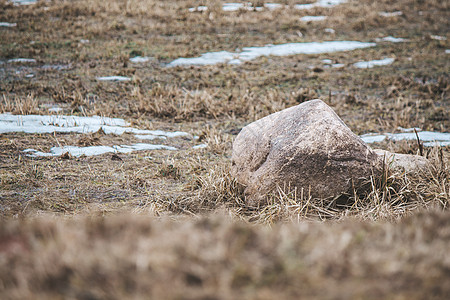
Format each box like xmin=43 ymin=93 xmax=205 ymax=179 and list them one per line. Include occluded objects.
xmin=0 ymin=0 xmax=449 ymax=299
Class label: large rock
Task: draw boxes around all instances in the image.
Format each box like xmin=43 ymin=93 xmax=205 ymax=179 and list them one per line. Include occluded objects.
xmin=231 ymin=99 xmax=382 ymax=205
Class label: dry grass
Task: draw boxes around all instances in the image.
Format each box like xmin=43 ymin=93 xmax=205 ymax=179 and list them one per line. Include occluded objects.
xmin=0 ymin=94 xmax=39 ymax=115
xmin=1 ymin=210 xmax=449 ymax=299
xmin=0 ymin=0 xmax=449 ymax=297
xmin=175 ymin=144 xmax=449 ymax=223
xmin=131 ymin=84 xmax=312 ymax=121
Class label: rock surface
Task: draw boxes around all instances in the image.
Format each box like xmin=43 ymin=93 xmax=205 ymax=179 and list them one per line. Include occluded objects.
xmin=374 ymin=149 xmax=430 ymax=174
xmin=231 ymin=99 xmax=382 ymax=205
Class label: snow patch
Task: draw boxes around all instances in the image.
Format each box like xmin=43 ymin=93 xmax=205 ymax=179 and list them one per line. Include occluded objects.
xmin=424 ymin=141 xmax=450 ymax=147
xmin=97 ymin=76 xmax=131 ymax=82
xmin=24 ymin=144 xmax=177 ymax=157
xmin=430 ymin=35 xmax=447 ymax=41
xmin=360 ymin=131 xmax=450 ymax=147
xmin=135 ymin=130 xmax=189 ymax=139
xmin=0 ymin=22 xmax=17 ymax=27
xmin=397 ymin=127 xmax=422 ymax=133
xmin=353 ymin=58 xmax=394 ymax=69
xmin=169 ymin=51 xmax=238 ymax=66
xmin=189 ymin=1 xmax=346 ymax=12
xmin=168 ymin=41 xmax=376 ymax=67
xmin=188 ymin=6 xmax=208 ymax=12
xmin=324 ymin=28 xmax=335 ymax=34
xmin=10 ymin=0 xmax=37 ymax=5
xmin=135 ymin=135 xmax=167 ymax=141
xmin=0 ymin=114 xmax=190 ymax=139
xmin=359 ymin=134 xmax=386 ymax=144
xmin=223 ymin=3 xmax=262 ymax=11
xmin=264 ymin=3 xmax=285 ymax=10
xmin=331 ymin=63 xmax=345 ymax=68
xmin=378 ymin=11 xmax=403 ymax=17
xmin=193 ymin=144 xmax=208 ymax=149
xmin=188 ymin=3 xmax=266 ymax=12
xmin=376 ymin=36 xmax=408 ymax=43
xmin=300 ymin=16 xmax=328 ymax=22
xmin=7 ymin=58 xmax=36 ymax=63
xmin=130 ymin=56 xmax=151 ymax=63
xmin=387 ymin=131 xmax=450 ymax=142
xmin=446 ymin=50 xmax=450 ymax=54
xmin=295 ymin=0 xmax=347 ymax=10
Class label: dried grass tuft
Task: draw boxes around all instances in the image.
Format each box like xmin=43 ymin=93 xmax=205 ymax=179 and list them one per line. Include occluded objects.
xmin=184 ymin=145 xmax=449 ymax=224
xmin=1 ymin=208 xmax=449 ymax=299
xmin=0 ymin=94 xmax=39 ymax=115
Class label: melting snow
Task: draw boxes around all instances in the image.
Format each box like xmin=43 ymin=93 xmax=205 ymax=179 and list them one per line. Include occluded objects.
xmin=9 ymin=0 xmax=37 ymax=5
xmin=169 ymin=51 xmax=237 ymax=66
xmin=7 ymin=58 xmax=36 ymax=63
xmin=97 ymin=76 xmax=131 ymax=82
xmin=300 ymin=16 xmax=328 ymax=22
xmin=193 ymin=144 xmax=208 ymax=149
xmin=295 ymin=0 xmax=347 ymax=10
xmin=264 ymin=3 xmax=285 ymax=10
xmin=188 ymin=6 xmax=208 ymax=12
xmin=376 ymin=36 xmax=408 ymax=43
xmin=353 ymin=58 xmax=394 ymax=69
xmin=331 ymin=63 xmax=345 ymax=68
xmin=221 ymin=3 xmax=245 ymax=11
xmin=129 ymin=56 xmax=151 ymax=63
xmin=322 ymin=59 xmax=345 ymax=68
xmin=189 ymin=1 xmax=346 ymax=12
xmin=0 ymin=114 xmax=190 ymax=139
xmin=430 ymin=35 xmax=447 ymax=41
xmin=0 ymin=22 xmax=17 ymax=27
xmin=397 ymin=127 xmax=422 ymax=133
xmin=135 ymin=135 xmax=167 ymax=141
xmin=222 ymin=3 xmax=263 ymax=11
xmin=1 ymin=114 xmax=192 ymax=157
xmin=446 ymin=50 xmax=450 ymax=54
xmin=24 ymin=144 xmax=177 ymax=157
xmin=424 ymin=141 xmax=450 ymax=147
xmin=188 ymin=3 xmax=267 ymax=12
xmin=324 ymin=28 xmax=336 ymax=34
xmin=360 ymin=131 xmax=450 ymax=147
xmin=378 ymin=11 xmax=403 ymax=17
xmin=168 ymin=41 xmax=376 ymax=67
xmin=387 ymin=132 xmax=450 ymax=142
xmin=360 ymin=135 xmax=386 ymax=144
xmin=135 ymin=130 xmax=189 ymax=139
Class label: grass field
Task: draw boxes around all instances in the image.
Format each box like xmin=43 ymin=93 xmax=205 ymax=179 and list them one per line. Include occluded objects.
xmin=0 ymin=0 xmax=449 ymax=298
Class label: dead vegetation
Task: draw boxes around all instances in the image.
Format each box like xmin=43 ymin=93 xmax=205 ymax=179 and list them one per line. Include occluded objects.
xmin=0 ymin=0 xmax=449 ymax=298
xmin=0 ymin=94 xmax=39 ymax=115
xmin=1 ymin=209 xmax=449 ymax=299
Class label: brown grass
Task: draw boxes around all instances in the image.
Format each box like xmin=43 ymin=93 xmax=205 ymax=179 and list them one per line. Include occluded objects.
xmin=0 ymin=0 xmax=449 ymax=297
xmin=0 ymin=94 xmax=39 ymax=115
xmin=1 ymin=209 xmax=449 ymax=299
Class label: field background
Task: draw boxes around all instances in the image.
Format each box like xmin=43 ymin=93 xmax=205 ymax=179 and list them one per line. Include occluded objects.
xmin=0 ymin=0 xmax=449 ymax=299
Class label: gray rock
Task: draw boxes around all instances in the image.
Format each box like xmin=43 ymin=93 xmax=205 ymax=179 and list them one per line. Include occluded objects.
xmin=374 ymin=149 xmax=430 ymax=174
xmin=231 ymin=99 xmax=382 ymax=205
